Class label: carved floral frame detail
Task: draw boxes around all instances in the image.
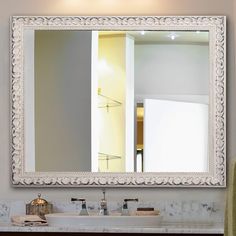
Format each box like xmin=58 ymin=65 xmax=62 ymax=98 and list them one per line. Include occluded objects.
xmin=11 ymin=16 xmax=226 ymax=187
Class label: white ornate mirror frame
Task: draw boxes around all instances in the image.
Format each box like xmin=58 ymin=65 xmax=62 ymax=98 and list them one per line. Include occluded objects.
xmin=10 ymin=16 xmax=226 ymax=187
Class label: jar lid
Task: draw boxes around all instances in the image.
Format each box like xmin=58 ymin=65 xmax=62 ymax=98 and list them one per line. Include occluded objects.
xmin=29 ymin=194 xmax=48 ymax=206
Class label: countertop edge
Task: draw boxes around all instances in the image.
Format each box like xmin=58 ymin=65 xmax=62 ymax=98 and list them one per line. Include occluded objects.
xmin=0 ymin=223 xmax=224 ymax=234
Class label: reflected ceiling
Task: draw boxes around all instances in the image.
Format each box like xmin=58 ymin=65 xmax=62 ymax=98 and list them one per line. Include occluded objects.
xmin=99 ymin=31 xmax=209 ymax=44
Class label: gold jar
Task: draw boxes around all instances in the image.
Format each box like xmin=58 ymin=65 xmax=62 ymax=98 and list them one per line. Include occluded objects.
xmin=26 ymin=194 xmax=53 ymax=219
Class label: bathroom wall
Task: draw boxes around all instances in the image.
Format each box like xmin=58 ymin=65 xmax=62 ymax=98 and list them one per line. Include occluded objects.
xmin=0 ymin=0 xmax=234 ymax=210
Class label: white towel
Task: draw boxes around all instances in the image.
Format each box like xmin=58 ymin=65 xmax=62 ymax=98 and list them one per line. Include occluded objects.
xmin=11 ymin=215 xmax=48 ymax=227
xmin=135 ymin=210 xmax=160 ymax=216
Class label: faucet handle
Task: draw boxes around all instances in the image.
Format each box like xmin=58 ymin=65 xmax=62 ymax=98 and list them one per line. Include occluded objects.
xmin=71 ymin=198 xmax=87 ymax=205
xmin=71 ymin=198 xmax=87 ymax=208
xmin=71 ymin=198 xmax=88 ymax=215
xmin=71 ymin=198 xmax=85 ymax=202
xmin=124 ymin=198 xmax=139 ymax=202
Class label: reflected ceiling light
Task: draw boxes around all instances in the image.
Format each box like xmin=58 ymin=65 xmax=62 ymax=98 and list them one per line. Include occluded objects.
xmin=140 ymin=31 xmax=145 ymax=35
xmin=167 ymin=32 xmax=179 ymax=40
xmin=97 ymin=59 xmax=114 ymax=76
xmin=196 ymin=31 xmax=200 ymax=34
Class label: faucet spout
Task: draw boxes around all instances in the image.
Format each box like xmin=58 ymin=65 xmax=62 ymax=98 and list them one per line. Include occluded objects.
xmin=99 ymin=190 xmax=108 ymax=215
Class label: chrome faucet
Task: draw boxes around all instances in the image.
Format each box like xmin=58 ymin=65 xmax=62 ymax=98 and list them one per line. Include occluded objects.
xmin=99 ymin=190 xmax=108 ymax=215
xmin=122 ymin=198 xmax=139 ymax=216
xmin=71 ymin=198 xmax=89 ymax=216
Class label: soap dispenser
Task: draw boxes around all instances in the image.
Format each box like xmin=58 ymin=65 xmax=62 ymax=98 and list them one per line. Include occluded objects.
xmin=26 ymin=193 xmax=53 ymax=219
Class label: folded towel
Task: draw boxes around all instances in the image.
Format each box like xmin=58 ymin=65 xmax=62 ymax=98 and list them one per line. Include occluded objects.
xmin=135 ymin=210 xmax=160 ymax=216
xmin=11 ymin=215 xmax=48 ymax=227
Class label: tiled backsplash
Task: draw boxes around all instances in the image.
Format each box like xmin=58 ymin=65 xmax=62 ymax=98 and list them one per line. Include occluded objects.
xmin=0 ymin=203 xmax=9 ymax=222
xmin=0 ymin=200 xmax=224 ymax=223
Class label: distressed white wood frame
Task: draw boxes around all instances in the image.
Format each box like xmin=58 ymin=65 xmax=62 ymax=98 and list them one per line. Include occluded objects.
xmin=10 ymin=16 xmax=226 ymax=187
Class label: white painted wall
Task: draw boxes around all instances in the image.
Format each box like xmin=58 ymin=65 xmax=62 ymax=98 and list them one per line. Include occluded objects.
xmin=125 ymin=36 xmax=135 ymax=172
xmin=0 ymin=0 xmax=233 ymax=209
xmin=135 ymin=44 xmax=209 ymax=96
xmin=144 ymin=99 xmax=208 ymax=172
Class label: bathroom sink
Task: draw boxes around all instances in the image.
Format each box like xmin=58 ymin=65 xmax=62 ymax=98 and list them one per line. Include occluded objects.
xmin=45 ymin=213 xmax=162 ymax=228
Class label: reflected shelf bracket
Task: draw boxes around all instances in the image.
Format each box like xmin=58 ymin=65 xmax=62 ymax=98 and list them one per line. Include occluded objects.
xmin=98 ymin=152 xmax=122 ymax=170
xmin=98 ymin=93 xmax=122 ymax=112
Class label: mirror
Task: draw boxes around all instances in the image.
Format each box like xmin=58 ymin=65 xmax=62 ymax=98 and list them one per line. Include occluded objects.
xmin=11 ymin=16 xmax=226 ymax=187
xmin=25 ymin=30 xmax=209 ymax=173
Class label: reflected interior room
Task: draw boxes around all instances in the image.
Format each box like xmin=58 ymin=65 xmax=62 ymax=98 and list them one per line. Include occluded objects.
xmin=31 ymin=30 xmax=209 ymax=173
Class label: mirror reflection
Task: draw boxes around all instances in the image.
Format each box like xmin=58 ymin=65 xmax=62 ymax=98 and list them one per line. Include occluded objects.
xmin=23 ymin=30 xmax=209 ymax=173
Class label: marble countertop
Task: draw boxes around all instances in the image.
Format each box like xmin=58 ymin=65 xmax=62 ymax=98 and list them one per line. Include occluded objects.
xmin=0 ymin=222 xmax=224 ymax=234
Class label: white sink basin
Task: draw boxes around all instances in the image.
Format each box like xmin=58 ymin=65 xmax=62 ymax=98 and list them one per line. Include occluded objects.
xmin=45 ymin=213 xmax=162 ymax=228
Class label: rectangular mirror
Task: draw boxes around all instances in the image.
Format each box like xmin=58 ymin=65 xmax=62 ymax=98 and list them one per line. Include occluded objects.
xmin=11 ymin=16 xmax=226 ymax=187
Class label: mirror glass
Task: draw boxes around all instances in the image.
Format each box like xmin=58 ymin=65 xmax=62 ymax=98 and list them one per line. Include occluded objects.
xmin=23 ymin=29 xmax=209 ymax=173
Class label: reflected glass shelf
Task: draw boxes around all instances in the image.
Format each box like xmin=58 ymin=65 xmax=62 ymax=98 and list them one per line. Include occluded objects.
xmin=98 ymin=93 xmax=122 ymax=111
xmin=98 ymin=152 xmax=122 ymax=170
xmin=98 ymin=152 xmax=122 ymax=161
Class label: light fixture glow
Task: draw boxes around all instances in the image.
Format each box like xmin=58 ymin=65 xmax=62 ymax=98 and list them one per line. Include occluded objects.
xmin=140 ymin=31 xmax=145 ymax=35
xmin=196 ymin=31 xmax=200 ymax=34
xmin=97 ymin=59 xmax=114 ymax=76
xmin=167 ymin=32 xmax=179 ymax=40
